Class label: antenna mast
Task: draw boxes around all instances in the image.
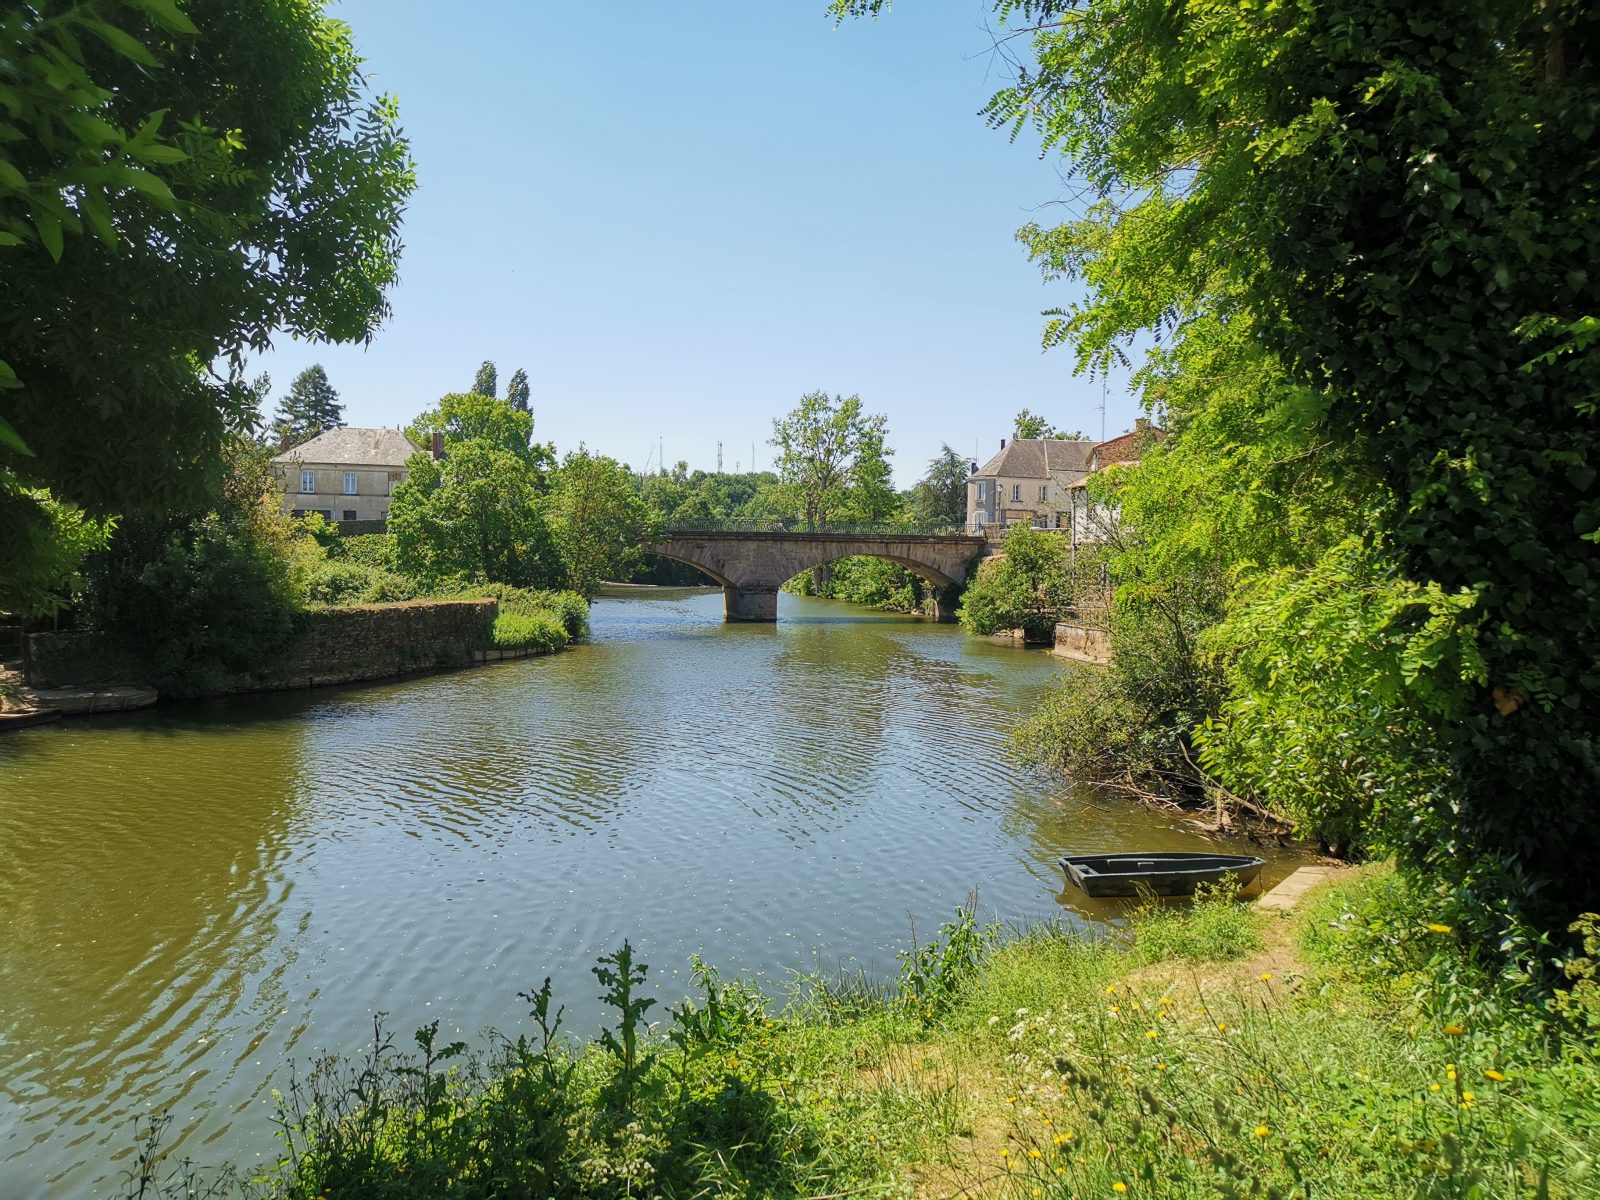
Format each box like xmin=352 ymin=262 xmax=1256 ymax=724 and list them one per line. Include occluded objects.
xmin=1099 ymin=378 xmax=1108 ymax=441
xmin=716 ymin=441 xmax=723 ymax=473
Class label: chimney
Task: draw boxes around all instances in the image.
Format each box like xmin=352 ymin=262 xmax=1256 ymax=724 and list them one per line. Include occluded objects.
xmin=1134 ymin=418 xmax=1150 ymax=433
xmin=432 ymin=431 xmax=444 ymax=460
xmin=1000 ymin=438 xmax=1007 ymax=449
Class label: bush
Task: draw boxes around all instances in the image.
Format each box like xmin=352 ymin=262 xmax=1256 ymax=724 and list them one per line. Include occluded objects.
xmin=457 ymin=582 xmax=589 ymax=640
xmin=301 ymin=560 xmax=419 ymax=606
xmin=1129 ymin=877 xmax=1262 ymax=964
xmin=489 ymin=610 xmax=567 ymax=652
xmin=334 ymin=533 xmax=392 ymax=568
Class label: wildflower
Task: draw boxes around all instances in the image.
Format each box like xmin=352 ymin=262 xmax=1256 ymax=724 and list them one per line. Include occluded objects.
xmin=1106 ymin=985 xmax=1118 ymax=994
xmin=1146 ymin=1029 xmax=1160 ymax=1039
xmin=999 ymin=1148 xmax=1010 ymax=1158
xmin=1007 ymin=1096 xmax=1018 ymax=1104
xmin=1446 ymin=1067 xmax=1457 ymax=1081
xmin=1484 ymin=1069 xmax=1507 ymax=1082
xmin=1254 ymin=1125 xmax=1270 ymax=1138
xmin=1460 ymin=1092 xmax=1475 ymax=1109
xmin=1028 ymin=1149 xmax=1043 ymax=1159
xmin=1442 ymin=1023 xmax=1465 ymax=1036
xmin=1113 ymin=1183 xmax=1128 ymax=1194
xmin=1156 ymin=1063 xmax=1167 ymax=1071
xmin=1430 ymin=1083 xmax=1442 ymax=1092
xmin=1160 ymin=997 xmax=1173 ymax=1006
xmin=1259 ymin=972 xmax=1273 ymax=982
xmin=1216 ymin=1022 xmax=1227 ymax=1032
xmin=1426 ymin=923 xmax=1453 ymax=935
xmin=1111 ymin=1006 xmax=1121 ymax=1015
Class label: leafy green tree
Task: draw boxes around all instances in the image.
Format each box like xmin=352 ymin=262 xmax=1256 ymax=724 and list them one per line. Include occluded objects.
xmin=81 ymin=441 xmax=302 ymax=695
xmin=843 ymin=421 xmax=898 ymax=524
xmin=910 ymin=445 xmax=971 ymax=528
xmin=957 ymin=523 xmax=1074 ymax=638
xmin=1013 ymin=409 xmax=1056 ymax=439
xmin=406 ymin=392 xmax=554 ymax=475
xmin=472 ymin=360 xmax=498 ymax=398
xmin=273 ymin=365 xmax=344 ymax=447
xmin=505 ymin=368 xmax=531 ymax=412
xmin=841 ymin=0 xmax=1600 ymax=951
xmin=388 ymin=441 xmax=560 ymax=589
xmin=769 ymin=391 xmax=889 ymax=530
xmin=548 ymin=449 xmax=662 ymax=597
xmin=0 ymin=0 xmax=414 ymax=518
xmin=0 ymin=491 xmax=112 ymax=617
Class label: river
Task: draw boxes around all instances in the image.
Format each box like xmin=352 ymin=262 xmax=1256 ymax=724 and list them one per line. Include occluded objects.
xmin=0 ymin=588 xmax=1300 ymax=1197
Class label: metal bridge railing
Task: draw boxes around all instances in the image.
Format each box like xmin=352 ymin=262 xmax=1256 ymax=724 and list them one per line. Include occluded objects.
xmin=660 ymin=518 xmax=978 ymax=538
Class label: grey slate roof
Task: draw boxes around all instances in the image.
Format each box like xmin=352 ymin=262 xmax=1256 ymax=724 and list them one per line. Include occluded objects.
xmin=272 ymin=427 xmax=423 ymax=468
xmin=972 ymin=438 xmax=1096 ymax=479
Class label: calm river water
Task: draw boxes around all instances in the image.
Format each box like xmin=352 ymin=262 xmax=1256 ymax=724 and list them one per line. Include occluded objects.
xmin=0 ymin=589 xmax=1300 ymax=1197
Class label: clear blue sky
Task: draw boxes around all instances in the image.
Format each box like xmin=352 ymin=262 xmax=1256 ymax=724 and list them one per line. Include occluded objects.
xmin=251 ymin=0 xmax=1140 ymax=485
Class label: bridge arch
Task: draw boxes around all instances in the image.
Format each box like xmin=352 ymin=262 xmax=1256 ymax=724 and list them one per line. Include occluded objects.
xmin=642 ymin=530 xmax=986 ymax=623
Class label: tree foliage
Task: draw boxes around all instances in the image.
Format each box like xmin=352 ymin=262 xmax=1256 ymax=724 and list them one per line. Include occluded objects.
xmin=472 ymin=360 xmax=498 ymax=399
xmin=273 ymin=364 xmax=344 ymax=448
xmin=769 ymin=391 xmax=891 ymax=531
xmin=505 ymin=368 xmax=531 ymax=412
xmin=957 ymin=524 xmax=1076 ymax=637
xmin=909 ymin=444 xmax=972 ymax=528
xmin=548 ymin=449 xmax=661 ymax=597
xmin=0 ymin=0 xmax=414 ymax=517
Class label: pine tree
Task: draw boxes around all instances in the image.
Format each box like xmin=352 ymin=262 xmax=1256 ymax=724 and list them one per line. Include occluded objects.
xmin=273 ymin=365 xmax=344 ymax=447
xmin=505 ymin=368 xmax=531 ymax=412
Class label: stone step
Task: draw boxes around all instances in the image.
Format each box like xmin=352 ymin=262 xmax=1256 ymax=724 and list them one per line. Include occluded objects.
xmin=1257 ymin=865 xmax=1344 ymax=912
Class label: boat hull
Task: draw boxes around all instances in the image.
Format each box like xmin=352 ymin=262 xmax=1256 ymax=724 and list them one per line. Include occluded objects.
xmin=1059 ymin=852 xmax=1266 ymax=898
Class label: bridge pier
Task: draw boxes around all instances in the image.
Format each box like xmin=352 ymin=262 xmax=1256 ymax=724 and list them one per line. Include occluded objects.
xmin=724 ymin=584 xmax=779 ymax=622
xmin=929 ymin=583 xmax=962 ymax=624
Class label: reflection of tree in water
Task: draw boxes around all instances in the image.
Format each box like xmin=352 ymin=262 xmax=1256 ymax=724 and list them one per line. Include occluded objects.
xmin=0 ymin=704 xmax=311 ymax=1195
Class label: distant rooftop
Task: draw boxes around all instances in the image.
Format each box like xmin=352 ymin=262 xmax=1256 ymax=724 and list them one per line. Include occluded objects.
xmin=271 ymin=427 xmax=423 ymax=468
xmin=972 ymin=438 xmax=1097 ymax=479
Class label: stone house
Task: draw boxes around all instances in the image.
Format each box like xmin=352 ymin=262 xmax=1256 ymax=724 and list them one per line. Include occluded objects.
xmin=964 ymin=437 xmax=1097 ymax=532
xmin=271 ymin=427 xmax=427 ymax=529
xmin=1065 ymin=419 xmax=1167 ymax=544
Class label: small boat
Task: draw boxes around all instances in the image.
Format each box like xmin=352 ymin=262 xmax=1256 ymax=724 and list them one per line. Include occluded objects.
xmin=1059 ymin=851 xmax=1266 ymax=898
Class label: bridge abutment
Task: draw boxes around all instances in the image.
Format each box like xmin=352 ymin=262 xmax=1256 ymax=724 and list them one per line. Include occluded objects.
xmin=929 ymin=583 xmax=962 ymax=624
xmin=724 ymin=584 xmax=779 ymax=622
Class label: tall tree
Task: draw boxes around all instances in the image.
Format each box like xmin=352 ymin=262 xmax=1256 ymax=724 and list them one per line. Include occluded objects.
xmin=406 ymin=392 xmax=553 ymax=474
xmin=769 ymin=391 xmax=889 ymax=530
xmin=472 ymin=360 xmax=498 ymax=398
xmin=910 ymin=445 xmax=971 ymax=528
xmin=273 ymin=365 xmax=344 ymax=447
xmin=388 ymin=440 xmax=559 ymax=589
xmin=505 ymin=368 xmax=531 ymax=412
xmin=548 ymin=448 xmax=661 ymax=597
xmin=1013 ymin=409 xmax=1057 ymax=439
xmin=0 ymin=0 xmax=413 ymax=519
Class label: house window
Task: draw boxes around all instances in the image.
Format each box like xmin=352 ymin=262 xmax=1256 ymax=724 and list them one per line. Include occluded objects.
xmin=1012 ymin=483 xmax=1021 ymax=502
xmin=976 ymin=481 xmax=985 ymax=500
xmin=343 ymin=472 xmax=358 ymax=495
xmin=300 ymin=469 xmax=314 ymax=494
xmin=1039 ymin=484 xmax=1048 ymax=501
xmin=342 ymin=509 xmax=357 ymax=522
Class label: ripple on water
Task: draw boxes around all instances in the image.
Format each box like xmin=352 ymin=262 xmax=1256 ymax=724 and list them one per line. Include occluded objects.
xmin=0 ymin=590 xmax=1301 ymax=1198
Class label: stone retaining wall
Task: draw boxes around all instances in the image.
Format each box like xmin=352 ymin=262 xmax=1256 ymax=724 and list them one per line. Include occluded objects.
xmin=1053 ymin=620 xmax=1112 ymax=664
xmin=24 ymin=599 xmax=499 ymax=694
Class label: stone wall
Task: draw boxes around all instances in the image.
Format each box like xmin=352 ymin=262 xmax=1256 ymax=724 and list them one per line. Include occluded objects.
xmin=1053 ymin=620 xmax=1112 ymax=665
xmin=24 ymin=599 xmax=498 ymax=694
xmin=253 ymin=599 xmax=497 ymax=691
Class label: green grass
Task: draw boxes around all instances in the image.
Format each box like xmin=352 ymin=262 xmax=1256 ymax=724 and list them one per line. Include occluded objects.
xmin=126 ymin=873 xmax=1600 ymax=1199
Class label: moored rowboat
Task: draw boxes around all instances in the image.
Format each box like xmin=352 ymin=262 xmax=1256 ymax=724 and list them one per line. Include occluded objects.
xmin=1059 ymin=851 xmax=1266 ymax=898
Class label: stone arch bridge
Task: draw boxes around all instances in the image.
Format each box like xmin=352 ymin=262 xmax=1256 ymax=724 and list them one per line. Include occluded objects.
xmin=643 ymin=527 xmax=987 ymax=622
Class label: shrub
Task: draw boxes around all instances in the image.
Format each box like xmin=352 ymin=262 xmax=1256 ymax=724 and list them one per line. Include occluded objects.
xmin=334 ymin=533 xmax=392 ymax=568
xmin=1129 ymin=877 xmax=1262 ymax=964
xmin=301 ymin=560 xmax=419 ymax=606
xmin=490 ymin=610 xmax=567 ymax=651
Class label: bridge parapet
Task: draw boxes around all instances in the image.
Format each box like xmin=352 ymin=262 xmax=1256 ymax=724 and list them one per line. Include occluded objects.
xmin=643 ymin=527 xmax=986 ymax=623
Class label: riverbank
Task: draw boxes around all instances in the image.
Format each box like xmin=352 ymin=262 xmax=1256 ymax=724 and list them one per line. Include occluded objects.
xmin=130 ymin=866 xmax=1599 ymax=1199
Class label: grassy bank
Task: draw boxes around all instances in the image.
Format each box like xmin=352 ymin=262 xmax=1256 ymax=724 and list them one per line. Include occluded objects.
xmin=131 ymin=870 xmax=1600 ymax=1199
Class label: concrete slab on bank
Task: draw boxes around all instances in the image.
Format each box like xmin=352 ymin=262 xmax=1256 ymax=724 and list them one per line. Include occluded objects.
xmin=1257 ymin=865 xmax=1345 ymax=913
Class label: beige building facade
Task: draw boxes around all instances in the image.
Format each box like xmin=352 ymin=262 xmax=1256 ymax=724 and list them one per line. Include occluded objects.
xmin=965 ymin=437 xmax=1096 ymax=532
xmin=271 ymin=427 xmax=425 ymax=526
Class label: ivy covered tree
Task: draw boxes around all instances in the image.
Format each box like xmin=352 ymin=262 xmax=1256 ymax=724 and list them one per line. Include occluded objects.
xmin=273 ymin=365 xmax=344 ymax=448
xmin=838 ymin=0 xmax=1600 ymax=953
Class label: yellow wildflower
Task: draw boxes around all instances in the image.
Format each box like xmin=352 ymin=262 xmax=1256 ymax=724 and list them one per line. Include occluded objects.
xmin=1146 ymin=1029 xmax=1160 ymax=1039
xmin=1029 ymin=1149 xmax=1043 ymax=1159
xmin=1254 ymin=1125 xmax=1270 ymax=1138
xmin=1259 ymin=972 xmax=1273 ymax=982
xmin=1484 ymin=1069 xmax=1507 ymax=1082
xmin=1113 ymin=1183 xmax=1128 ymax=1194
xmin=1426 ymin=923 xmax=1453 ymax=935
xmin=999 ymin=1148 xmax=1010 ymax=1158
xmin=1430 ymin=1083 xmax=1442 ymax=1092
xmin=1106 ymin=984 xmax=1118 ymax=994
xmin=1443 ymin=1023 xmax=1465 ymax=1036
xmin=1217 ymin=1022 xmax=1228 ymax=1032
xmin=1156 ymin=1063 xmax=1167 ymax=1071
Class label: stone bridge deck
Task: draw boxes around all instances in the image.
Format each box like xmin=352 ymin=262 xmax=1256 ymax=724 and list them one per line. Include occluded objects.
xmin=643 ymin=530 xmax=987 ymax=622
